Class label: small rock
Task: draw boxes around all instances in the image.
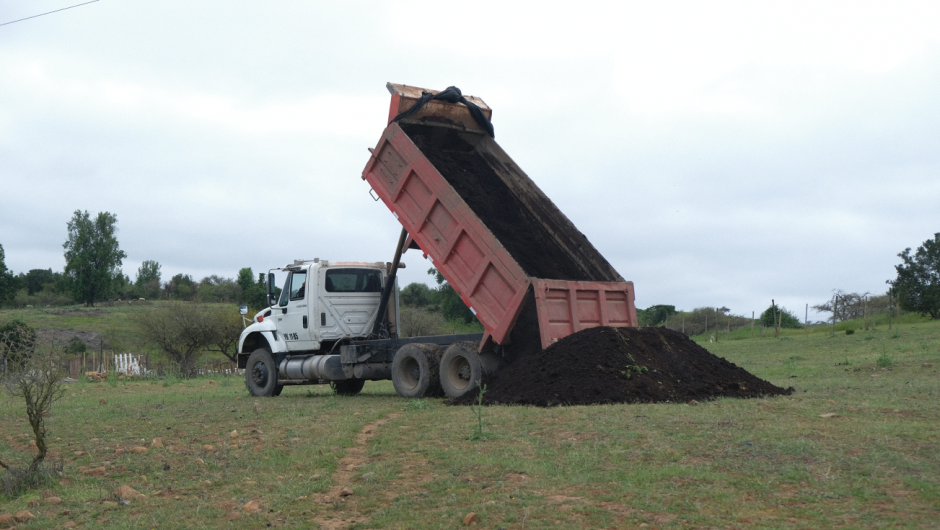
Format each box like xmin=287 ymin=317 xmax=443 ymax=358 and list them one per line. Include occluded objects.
xmin=151 ymin=438 xmax=163 ymax=448
xmin=194 ymin=458 xmax=206 ymax=466
xmin=140 ymin=475 xmax=147 ymax=482
xmin=311 ymin=474 xmax=321 ymax=480
xmin=361 ymin=472 xmax=375 ymax=480
xmin=353 ymin=412 xmax=360 ymax=417
xmin=277 ymin=476 xmax=284 ymax=480
xmin=0 ymin=513 xmax=12 ymax=526
xmin=84 ymin=466 xmax=107 ymax=476
xmin=14 ymin=510 xmax=35 ymax=522
xmin=242 ymin=500 xmax=261 ymax=513
xmin=202 ymin=480 xmax=212 ymax=487
xmin=463 ymin=512 xmax=481 ymax=526
xmin=99 ymin=399 xmax=107 ymax=405
xmin=64 ymin=521 xmax=77 ymax=528
xmin=202 ymin=445 xmax=216 ymax=452
xmin=45 ymin=496 xmax=62 ymax=505
xmin=129 ymin=446 xmax=148 ymax=454
xmin=339 ymin=487 xmax=354 ymax=497
xmin=230 ymin=430 xmax=238 ymax=438
xmin=819 ymin=413 xmax=837 ymax=418
xmin=113 ymin=485 xmax=146 ymax=501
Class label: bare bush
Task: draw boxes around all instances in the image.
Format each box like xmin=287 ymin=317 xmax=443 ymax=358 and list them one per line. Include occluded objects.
xmin=133 ymin=302 xmax=243 ymax=374
xmin=1 ymin=327 xmax=66 ymax=494
xmin=399 ymin=306 xmax=448 ymax=338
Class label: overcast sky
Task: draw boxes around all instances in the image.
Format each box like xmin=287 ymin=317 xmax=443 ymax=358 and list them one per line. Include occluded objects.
xmin=2 ymin=1 xmax=939 ymax=320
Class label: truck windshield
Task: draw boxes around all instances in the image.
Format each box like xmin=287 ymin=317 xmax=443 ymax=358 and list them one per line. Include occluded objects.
xmin=325 ymin=269 xmax=382 ymax=293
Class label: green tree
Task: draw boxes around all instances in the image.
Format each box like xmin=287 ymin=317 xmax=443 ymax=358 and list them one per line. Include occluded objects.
xmin=638 ymin=304 xmax=677 ymax=326
xmin=166 ymin=273 xmax=196 ymax=300
xmin=24 ymin=269 xmax=55 ymax=296
xmin=759 ymin=305 xmax=802 ymax=329
xmin=63 ymin=210 xmax=127 ymax=306
xmin=889 ymin=233 xmax=940 ymax=319
xmin=135 ymin=260 xmax=162 ymax=299
xmin=400 ymin=282 xmax=433 ymax=307
xmin=0 ymin=244 xmax=16 ymax=306
xmin=237 ymin=270 xmax=268 ymax=311
xmin=428 ymin=268 xmax=477 ymax=324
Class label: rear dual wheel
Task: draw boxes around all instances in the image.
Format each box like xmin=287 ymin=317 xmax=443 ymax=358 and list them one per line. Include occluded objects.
xmin=391 ymin=344 xmax=444 ymax=398
xmin=440 ymin=342 xmax=483 ymax=399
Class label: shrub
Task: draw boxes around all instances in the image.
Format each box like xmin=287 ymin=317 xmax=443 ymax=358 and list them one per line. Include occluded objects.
xmin=759 ymin=306 xmax=803 ymax=329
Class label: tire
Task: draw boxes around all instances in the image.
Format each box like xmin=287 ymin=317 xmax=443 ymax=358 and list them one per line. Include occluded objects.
xmin=391 ymin=344 xmax=443 ymax=399
xmin=440 ymin=342 xmax=483 ymax=399
xmin=331 ymin=379 xmax=366 ymax=396
xmin=245 ymin=348 xmax=280 ymax=397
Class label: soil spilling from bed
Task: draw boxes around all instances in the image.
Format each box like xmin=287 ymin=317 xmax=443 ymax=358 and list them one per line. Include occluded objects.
xmin=453 ymin=324 xmax=792 ymax=407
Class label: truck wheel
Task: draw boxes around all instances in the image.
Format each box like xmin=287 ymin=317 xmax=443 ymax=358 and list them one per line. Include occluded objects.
xmin=246 ymin=348 xmax=280 ymax=397
xmin=331 ymin=379 xmax=365 ymax=396
xmin=440 ymin=342 xmax=482 ymax=399
xmin=391 ymin=344 xmax=443 ymax=399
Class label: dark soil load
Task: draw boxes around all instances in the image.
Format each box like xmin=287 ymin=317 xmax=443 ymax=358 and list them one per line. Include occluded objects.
xmin=453 ymin=326 xmax=792 ymax=407
xmin=399 ymin=123 xmax=622 ymax=283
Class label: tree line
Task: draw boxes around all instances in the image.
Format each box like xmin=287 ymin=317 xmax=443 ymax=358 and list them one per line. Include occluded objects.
xmin=637 ymin=232 xmax=940 ymax=335
xmin=0 ymin=210 xmax=269 ymax=310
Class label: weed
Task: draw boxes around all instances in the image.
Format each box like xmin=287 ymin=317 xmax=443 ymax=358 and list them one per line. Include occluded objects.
xmin=407 ymin=399 xmax=431 ymax=411
xmin=780 ymin=336 xmax=793 ymax=341
xmin=864 ymin=334 xmax=875 ymax=341
xmin=890 ymin=330 xmax=901 ymax=339
xmin=469 ymin=384 xmax=487 ymax=441
xmin=620 ymin=353 xmax=649 ymax=378
xmin=845 ymin=329 xmax=855 ymax=335
xmin=106 ymin=369 xmax=118 ymax=387
xmin=877 ymin=348 xmax=894 ymax=368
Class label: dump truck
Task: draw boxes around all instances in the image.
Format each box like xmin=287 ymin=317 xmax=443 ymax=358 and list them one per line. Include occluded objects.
xmin=237 ymin=83 xmax=638 ymax=399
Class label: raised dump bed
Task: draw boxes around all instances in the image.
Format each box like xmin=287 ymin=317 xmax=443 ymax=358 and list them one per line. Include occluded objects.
xmin=361 ymin=83 xmax=637 ymax=350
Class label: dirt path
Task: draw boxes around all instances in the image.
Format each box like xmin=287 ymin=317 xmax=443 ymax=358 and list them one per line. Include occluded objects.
xmin=313 ymin=412 xmax=401 ymax=529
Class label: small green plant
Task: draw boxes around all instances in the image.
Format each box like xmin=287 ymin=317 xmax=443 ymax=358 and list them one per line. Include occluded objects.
xmin=877 ymin=349 xmax=894 ymax=368
xmin=845 ymin=329 xmax=855 ymax=335
xmin=780 ymin=336 xmax=793 ymax=341
xmin=469 ymin=384 xmax=487 ymax=441
xmin=864 ymin=334 xmax=875 ymax=341
xmin=621 ymin=353 xmax=649 ymax=378
xmin=106 ymin=368 xmax=118 ymax=387
xmin=407 ymin=399 xmax=431 ymax=411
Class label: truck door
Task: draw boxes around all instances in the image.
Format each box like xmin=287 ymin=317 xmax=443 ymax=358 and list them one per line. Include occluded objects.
xmin=316 ymin=267 xmax=383 ymax=340
xmin=275 ymin=270 xmax=318 ymax=352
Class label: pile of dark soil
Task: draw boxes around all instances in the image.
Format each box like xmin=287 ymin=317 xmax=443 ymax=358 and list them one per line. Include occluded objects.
xmin=454 ymin=326 xmax=792 ymax=407
xmin=401 ymin=123 xmax=616 ymax=282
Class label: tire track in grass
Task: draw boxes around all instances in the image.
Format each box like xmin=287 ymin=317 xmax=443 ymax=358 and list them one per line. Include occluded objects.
xmin=314 ymin=412 xmax=401 ymax=529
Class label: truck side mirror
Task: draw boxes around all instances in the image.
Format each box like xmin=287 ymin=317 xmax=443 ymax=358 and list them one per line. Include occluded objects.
xmin=267 ymin=272 xmax=276 ymax=305
xmin=239 ymin=304 xmax=248 ymax=315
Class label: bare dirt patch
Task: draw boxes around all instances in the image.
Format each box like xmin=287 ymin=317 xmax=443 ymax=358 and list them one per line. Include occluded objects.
xmin=35 ymin=328 xmax=108 ymax=350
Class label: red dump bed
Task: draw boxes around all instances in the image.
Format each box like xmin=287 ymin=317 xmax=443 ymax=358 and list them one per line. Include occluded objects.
xmin=362 ymin=84 xmax=637 ymax=349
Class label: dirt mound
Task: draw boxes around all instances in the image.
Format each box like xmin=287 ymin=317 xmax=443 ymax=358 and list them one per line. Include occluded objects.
xmin=454 ymin=326 xmax=792 ymax=407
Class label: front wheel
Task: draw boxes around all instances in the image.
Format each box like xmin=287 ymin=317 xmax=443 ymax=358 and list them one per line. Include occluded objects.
xmin=245 ymin=348 xmax=282 ymax=397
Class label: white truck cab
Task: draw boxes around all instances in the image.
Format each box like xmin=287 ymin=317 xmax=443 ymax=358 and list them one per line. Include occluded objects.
xmin=237 ymin=259 xmax=399 ymax=364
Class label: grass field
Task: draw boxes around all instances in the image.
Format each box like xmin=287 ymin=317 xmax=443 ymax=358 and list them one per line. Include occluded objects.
xmin=1 ymin=311 xmax=939 ymax=528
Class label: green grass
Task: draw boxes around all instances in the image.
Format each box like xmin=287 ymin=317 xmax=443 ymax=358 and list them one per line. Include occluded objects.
xmin=2 ymin=315 xmax=939 ymax=528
